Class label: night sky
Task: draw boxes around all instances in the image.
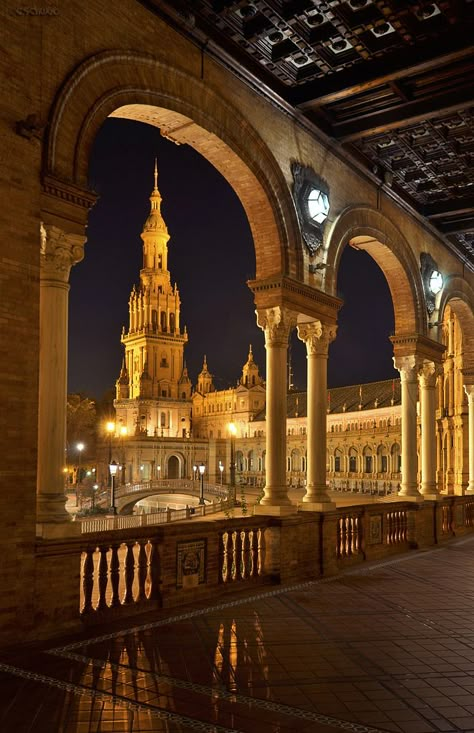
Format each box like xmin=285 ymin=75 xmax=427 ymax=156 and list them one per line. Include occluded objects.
xmin=68 ymin=118 xmax=398 ymax=400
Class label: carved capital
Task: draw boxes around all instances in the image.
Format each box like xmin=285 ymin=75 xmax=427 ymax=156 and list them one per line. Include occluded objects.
xmin=256 ymin=306 xmax=297 ymax=348
xmin=297 ymin=321 xmax=337 ymax=357
xmin=464 ymin=384 xmax=474 ymax=401
xmin=418 ymin=360 xmax=440 ymax=389
xmin=40 ymin=223 xmax=86 ymax=283
xmin=393 ymin=354 xmax=420 ymax=383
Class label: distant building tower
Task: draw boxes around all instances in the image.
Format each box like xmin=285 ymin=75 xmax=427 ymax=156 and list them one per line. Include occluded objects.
xmin=196 ymin=355 xmax=215 ymax=395
xmin=114 ymin=161 xmax=191 ymax=438
xmin=240 ymin=344 xmax=263 ymax=388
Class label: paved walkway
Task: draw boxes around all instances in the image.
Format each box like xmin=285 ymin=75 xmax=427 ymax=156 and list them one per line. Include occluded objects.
xmin=1 ymin=536 xmax=474 ymax=732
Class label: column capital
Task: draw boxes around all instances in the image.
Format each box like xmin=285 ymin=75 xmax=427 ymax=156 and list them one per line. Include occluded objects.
xmin=297 ymin=321 xmax=337 ymax=357
xmin=40 ymin=223 xmax=86 ymax=283
xmin=393 ymin=354 xmax=421 ymax=380
xmin=464 ymin=384 xmax=474 ymax=399
xmin=256 ymin=306 xmax=297 ymax=347
xmin=418 ymin=360 xmax=441 ymax=389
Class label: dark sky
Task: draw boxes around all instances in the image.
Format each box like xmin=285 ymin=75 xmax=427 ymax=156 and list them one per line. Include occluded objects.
xmin=68 ymin=118 xmax=397 ymax=400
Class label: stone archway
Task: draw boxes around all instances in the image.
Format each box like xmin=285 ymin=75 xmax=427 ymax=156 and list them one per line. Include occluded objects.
xmin=325 ymin=206 xmax=427 ymax=336
xmin=43 ymin=50 xmax=301 ymax=281
xmin=38 ymin=50 xmax=303 ymax=525
xmin=167 ymin=455 xmax=180 ymax=480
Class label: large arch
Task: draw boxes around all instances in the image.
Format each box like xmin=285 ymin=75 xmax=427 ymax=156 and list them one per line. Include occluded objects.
xmin=324 ymin=206 xmax=427 ymax=337
xmin=42 ymin=50 xmax=302 ymax=281
xmin=438 ymin=276 xmax=474 ymax=371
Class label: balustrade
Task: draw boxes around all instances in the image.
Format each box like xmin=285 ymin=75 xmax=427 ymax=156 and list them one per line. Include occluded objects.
xmin=220 ymin=527 xmax=264 ymax=584
xmin=336 ymin=514 xmax=362 ymax=559
xmin=385 ymin=510 xmax=408 ymax=544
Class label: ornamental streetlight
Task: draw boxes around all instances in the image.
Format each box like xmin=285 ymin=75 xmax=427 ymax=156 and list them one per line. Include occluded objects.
xmin=198 ymin=463 xmax=205 ymax=505
xmin=76 ymin=442 xmax=85 ymax=507
xmin=109 ymin=460 xmax=118 ymax=515
xmin=219 ymin=461 xmax=224 ymax=485
xmin=157 ymin=465 xmax=161 ymax=480
xmin=92 ymin=484 xmax=98 ymax=510
xmin=193 ymin=464 xmax=197 ymax=482
xmin=106 ymin=421 xmax=115 ymax=487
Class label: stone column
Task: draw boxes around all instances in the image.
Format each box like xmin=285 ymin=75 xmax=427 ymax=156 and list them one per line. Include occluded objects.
xmin=464 ymin=384 xmax=474 ymax=493
xmin=37 ymin=224 xmax=85 ymax=532
xmin=297 ymin=321 xmax=336 ymax=510
xmin=394 ymin=355 xmax=421 ymax=498
xmin=254 ymin=306 xmax=296 ymax=514
xmin=419 ymin=360 xmax=439 ymax=498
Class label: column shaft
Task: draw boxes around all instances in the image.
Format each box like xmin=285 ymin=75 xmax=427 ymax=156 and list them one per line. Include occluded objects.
xmin=419 ymin=361 xmax=439 ymax=497
xmin=394 ymin=356 xmax=421 ymax=497
xmin=297 ymin=322 xmax=336 ymax=509
xmin=464 ymin=385 xmax=474 ymax=493
xmin=37 ymin=225 xmax=85 ymax=526
xmin=255 ymin=307 xmax=296 ymax=510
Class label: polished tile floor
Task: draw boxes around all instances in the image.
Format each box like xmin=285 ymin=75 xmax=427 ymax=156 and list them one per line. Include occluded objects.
xmin=1 ymin=536 xmax=474 ymax=733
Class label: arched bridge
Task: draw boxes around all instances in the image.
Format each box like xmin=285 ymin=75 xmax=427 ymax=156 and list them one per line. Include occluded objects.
xmin=114 ymin=479 xmax=229 ymax=514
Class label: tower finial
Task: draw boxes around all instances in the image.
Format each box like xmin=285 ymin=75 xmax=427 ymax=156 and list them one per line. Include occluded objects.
xmin=154 ymin=158 xmax=158 ymax=192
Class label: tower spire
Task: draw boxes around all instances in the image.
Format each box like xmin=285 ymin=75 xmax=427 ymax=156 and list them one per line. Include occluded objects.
xmin=154 ymin=157 xmax=158 ymax=192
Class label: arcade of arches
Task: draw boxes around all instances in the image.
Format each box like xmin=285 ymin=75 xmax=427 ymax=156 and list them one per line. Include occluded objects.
xmin=2 ymin=1 xmax=473 ymax=644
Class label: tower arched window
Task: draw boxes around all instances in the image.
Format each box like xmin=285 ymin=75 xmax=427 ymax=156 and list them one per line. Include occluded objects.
xmin=160 ymin=311 xmax=167 ymax=332
xmin=170 ymin=313 xmax=175 ymax=333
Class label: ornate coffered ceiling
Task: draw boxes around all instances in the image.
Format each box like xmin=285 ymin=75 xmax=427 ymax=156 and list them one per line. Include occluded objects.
xmin=142 ymin=0 xmax=474 ymax=269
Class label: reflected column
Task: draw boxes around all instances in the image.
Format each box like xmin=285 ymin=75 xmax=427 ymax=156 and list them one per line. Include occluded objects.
xmin=255 ymin=306 xmax=296 ymax=513
xmin=37 ymin=224 xmax=86 ymax=530
xmin=297 ymin=321 xmax=336 ymax=510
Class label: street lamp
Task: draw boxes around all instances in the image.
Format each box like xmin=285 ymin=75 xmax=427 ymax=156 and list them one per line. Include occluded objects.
xmin=92 ymin=484 xmax=98 ymax=510
xmin=193 ymin=464 xmax=197 ymax=482
xmin=106 ymin=421 xmax=115 ymax=487
xmin=76 ymin=442 xmax=85 ymax=507
xmin=198 ymin=462 xmax=205 ymax=505
xmin=228 ymin=422 xmax=237 ymax=502
xmin=157 ymin=465 xmax=161 ymax=480
xmin=219 ymin=461 xmax=224 ymax=485
xmin=109 ymin=460 xmax=118 ymax=515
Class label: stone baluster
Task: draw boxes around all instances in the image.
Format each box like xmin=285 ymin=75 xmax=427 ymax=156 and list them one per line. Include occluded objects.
xmin=96 ymin=545 xmax=109 ymax=611
xmin=297 ymin=321 xmax=337 ymax=509
xmin=81 ymin=549 xmax=94 ymax=614
xmin=136 ymin=541 xmax=148 ymax=602
xmin=109 ymin=543 xmax=121 ymax=607
xmin=123 ymin=542 xmax=136 ymax=604
xmin=394 ymin=355 xmax=422 ymax=498
xmin=37 ymin=224 xmax=86 ymax=532
xmin=255 ymin=306 xmax=297 ymax=512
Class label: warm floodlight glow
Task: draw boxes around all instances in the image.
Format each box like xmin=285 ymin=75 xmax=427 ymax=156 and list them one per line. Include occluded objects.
xmin=120 ymin=425 xmax=128 ymax=436
xmin=199 ymin=463 xmax=205 ymax=475
xmin=228 ymin=422 xmax=237 ymax=436
xmin=106 ymin=421 xmax=115 ymax=434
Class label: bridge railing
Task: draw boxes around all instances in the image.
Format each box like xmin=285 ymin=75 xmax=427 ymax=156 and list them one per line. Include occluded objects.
xmin=80 ymin=496 xmax=232 ymax=534
xmin=114 ymin=479 xmax=229 ymax=500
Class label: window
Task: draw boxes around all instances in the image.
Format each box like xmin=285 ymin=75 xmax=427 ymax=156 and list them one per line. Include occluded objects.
xmin=349 ymin=455 xmax=356 ymax=472
xmin=160 ymin=412 xmax=166 ymax=427
xmin=160 ymin=311 xmax=167 ymax=332
xmin=161 ymin=389 xmax=167 ymax=397
xmin=365 ymin=455 xmax=372 ymax=473
xmin=381 ymin=455 xmax=388 ymax=473
xmin=335 ymin=456 xmax=341 ymax=472
xmin=181 ymin=391 xmax=186 ymax=399
xmin=169 ymin=313 xmax=175 ymax=333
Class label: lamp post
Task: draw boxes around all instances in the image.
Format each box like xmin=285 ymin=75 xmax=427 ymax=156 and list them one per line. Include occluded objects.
xmin=228 ymin=422 xmax=237 ymax=502
xmin=193 ymin=464 xmax=197 ymax=483
xmin=76 ymin=442 xmax=84 ymax=507
xmin=109 ymin=460 xmax=118 ymax=514
xmin=106 ymin=421 xmax=115 ymax=487
xmin=198 ymin=463 xmax=205 ymax=505
xmin=157 ymin=465 xmax=161 ymax=480
xmin=92 ymin=483 xmax=98 ymax=510
xmin=219 ymin=461 xmax=224 ymax=485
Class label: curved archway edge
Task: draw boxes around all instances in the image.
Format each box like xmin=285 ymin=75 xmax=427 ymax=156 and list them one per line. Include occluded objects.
xmin=42 ymin=50 xmax=303 ymax=281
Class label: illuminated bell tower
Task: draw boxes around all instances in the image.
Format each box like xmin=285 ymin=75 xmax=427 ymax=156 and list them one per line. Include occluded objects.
xmin=114 ymin=161 xmax=190 ymax=438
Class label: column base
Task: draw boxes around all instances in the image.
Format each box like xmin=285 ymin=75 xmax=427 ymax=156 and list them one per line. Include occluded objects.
xmin=420 ymin=492 xmax=441 ymax=501
xmin=396 ymin=492 xmax=425 ymax=503
xmin=253 ymin=504 xmax=297 ymax=517
xmin=298 ymin=501 xmax=336 ymax=512
xmin=36 ymin=520 xmax=82 ymax=539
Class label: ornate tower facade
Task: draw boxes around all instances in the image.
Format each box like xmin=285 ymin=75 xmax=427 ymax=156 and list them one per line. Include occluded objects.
xmin=114 ymin=162 xmax=191 ymax=438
